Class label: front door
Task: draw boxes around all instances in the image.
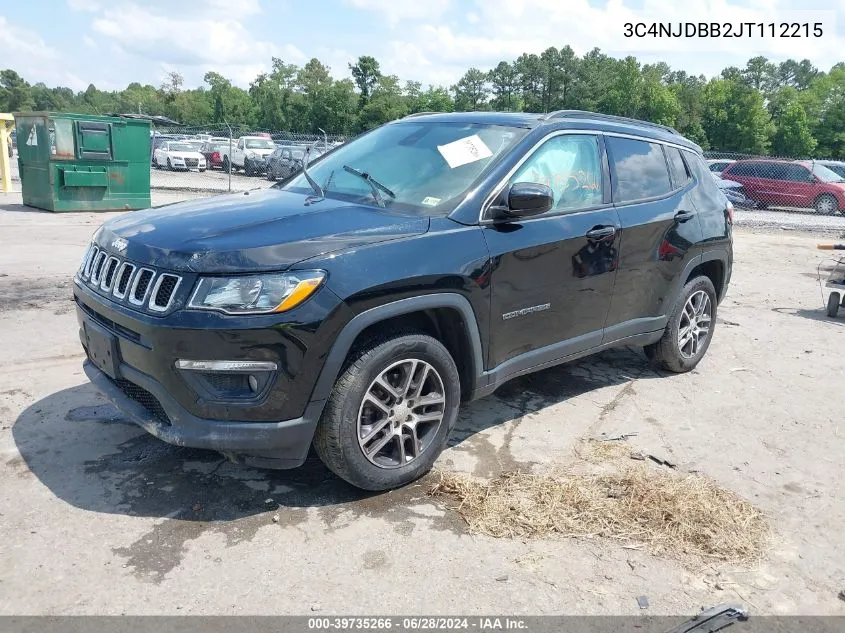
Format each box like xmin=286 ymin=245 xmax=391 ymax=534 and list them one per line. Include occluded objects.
xmin=483 ymin=133 xmax=621 ymax=370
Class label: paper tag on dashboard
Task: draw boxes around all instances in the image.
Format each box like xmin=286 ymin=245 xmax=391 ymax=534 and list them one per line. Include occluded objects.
xmin=437 ymin=134 xmax=493 ymax=169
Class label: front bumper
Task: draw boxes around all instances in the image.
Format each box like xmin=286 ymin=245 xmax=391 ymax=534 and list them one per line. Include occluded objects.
xmin=74 ymin=276 xmax=351 ymax=463
xmin=84 ymin=360 xmax=321 ymax=467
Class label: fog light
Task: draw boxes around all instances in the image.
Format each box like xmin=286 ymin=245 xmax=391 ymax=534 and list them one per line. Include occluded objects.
xmin=248 ymin=375 xmax=259 ymax=393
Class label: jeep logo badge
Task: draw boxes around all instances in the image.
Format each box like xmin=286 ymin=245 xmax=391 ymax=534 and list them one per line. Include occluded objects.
xmin=111 ymin=237 xmax=128 ymax=253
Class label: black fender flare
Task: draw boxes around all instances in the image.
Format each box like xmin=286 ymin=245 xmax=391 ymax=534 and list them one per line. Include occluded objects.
xmin=667 ymin=249 xmax=730 ymax=311
xmin=308 ymin=293 xmax=485 ymax=407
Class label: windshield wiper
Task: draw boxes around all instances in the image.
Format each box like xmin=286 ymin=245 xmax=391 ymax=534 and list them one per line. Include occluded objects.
xmin=342 ymin=165 xmax=396 ymax=208
xmin=301 ymin=146 xmax=324 ymax=198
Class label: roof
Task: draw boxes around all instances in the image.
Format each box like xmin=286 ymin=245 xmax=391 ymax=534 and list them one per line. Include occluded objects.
xmin=398 ymin=110 xmax=700 ymax=152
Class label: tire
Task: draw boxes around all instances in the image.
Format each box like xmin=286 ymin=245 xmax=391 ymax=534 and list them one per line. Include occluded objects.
xmin=244 ymin=159 xmax=253 ymax=177
xmin=266 ymin=167 xmax=275 ymax=181
xmin=645 ymin=275 xmax=718 ymax=373
xmin=152 ymin=155 xmax=159 ymax=169
xmin=199 ymin=168 xmax=206 ymax=173
xmin=313 ymin=332 xmax=461 ymax=491
xmin=223 ymin=156 xmax=231 ymax=173
xmin=815 ymin=194 xmax=840 ymax=215
xmin=827 ymin=292 xmax=841 ymax=318
xmin=166 ymin=158 xmax=173 ymax=171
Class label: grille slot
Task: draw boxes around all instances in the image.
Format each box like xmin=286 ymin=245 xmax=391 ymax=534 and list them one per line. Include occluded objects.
xmin=90 ymin=251 xmax=108 ymax=285
xmin=82 ymin=246 xmax=99 ymax=279
xmin=149 ymin=274 xmax=181 ymax=312
xmin=100 ymin=257 xmax=120 ymax=291
xmin=114 ymin=378 xmax=171 ymax=426
xmin=130 ymin=269 xmax=155 ymax=305
xmin=113 ymin=262 xmax=135 ymax=299
xmin=184 ymin=158 xmax=199 ymax=168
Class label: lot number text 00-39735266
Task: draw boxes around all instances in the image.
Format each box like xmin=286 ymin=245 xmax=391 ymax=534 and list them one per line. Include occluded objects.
xmin=623 ymin=22 xmax=823 ymax=38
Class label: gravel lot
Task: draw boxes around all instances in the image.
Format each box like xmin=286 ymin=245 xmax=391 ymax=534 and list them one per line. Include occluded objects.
xmin=1 ymin=190 xmax=845 ymax=616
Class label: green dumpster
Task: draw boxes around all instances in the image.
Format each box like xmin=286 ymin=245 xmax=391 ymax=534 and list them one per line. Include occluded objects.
xmin=13 ymin=112 xmax=151 ymax=212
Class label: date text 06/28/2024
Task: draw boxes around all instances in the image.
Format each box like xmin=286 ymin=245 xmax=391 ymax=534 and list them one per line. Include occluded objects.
xmin=623 ymin=22 xmax=823 ymax=38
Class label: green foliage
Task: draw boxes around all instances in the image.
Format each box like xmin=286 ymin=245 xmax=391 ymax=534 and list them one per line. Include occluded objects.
xmin=0 ymin=51 xmax=837 ymax=156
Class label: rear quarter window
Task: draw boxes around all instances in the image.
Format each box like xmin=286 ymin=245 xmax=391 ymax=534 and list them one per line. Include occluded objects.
xmin=684 ymin=150 xmax=728 ymax=213
xmin=606 ymin=137 xmax=672 ymax=202
xmin=666 ymin=147 xmax=692 ymax=189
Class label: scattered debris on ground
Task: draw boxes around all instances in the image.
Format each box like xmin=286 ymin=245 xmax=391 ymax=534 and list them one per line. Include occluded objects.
xmin=430 ymin=440 xmax=769 ymax=565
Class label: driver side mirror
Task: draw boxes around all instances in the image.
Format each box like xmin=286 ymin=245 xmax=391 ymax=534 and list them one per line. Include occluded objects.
xmin=490 ymin=182 xmax=554 ymax=220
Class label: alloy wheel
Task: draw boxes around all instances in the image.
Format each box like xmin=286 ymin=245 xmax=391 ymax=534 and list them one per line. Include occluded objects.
xmin=357 ymin=359 xmax=446 ymax=469
xmin=678 ymin=290 xmax=712 ymax=359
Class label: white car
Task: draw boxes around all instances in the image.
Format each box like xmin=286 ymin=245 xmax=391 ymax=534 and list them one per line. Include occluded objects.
xmin=153 ymin=141 xmax=207 ymax=172
xmin=222 ymin=136 xmax=277 ymax=175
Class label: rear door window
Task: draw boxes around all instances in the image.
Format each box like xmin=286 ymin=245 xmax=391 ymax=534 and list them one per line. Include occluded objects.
xmin=606 ymin=137 xmax=672 ymax=203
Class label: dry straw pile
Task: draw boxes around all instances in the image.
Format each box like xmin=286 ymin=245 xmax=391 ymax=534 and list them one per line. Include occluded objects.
xmin=430 ymin=445 xmax=768 ymax=564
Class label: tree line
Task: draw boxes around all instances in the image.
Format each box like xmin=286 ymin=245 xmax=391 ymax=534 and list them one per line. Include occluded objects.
xmin=1 ymin=49 xmax=843 ymax=158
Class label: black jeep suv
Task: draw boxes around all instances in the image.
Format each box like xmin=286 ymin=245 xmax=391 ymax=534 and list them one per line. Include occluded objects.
xmin=74 ymin=110 xmax=733 ymax=490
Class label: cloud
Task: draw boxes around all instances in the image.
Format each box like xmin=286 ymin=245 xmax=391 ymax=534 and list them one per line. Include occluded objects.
xmin=346 ymin=0 xmax=451 ymax=25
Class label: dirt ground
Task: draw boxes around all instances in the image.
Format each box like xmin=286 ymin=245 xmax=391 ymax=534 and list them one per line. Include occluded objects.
xmin=1 ymin=193 xmax=844 ymax=616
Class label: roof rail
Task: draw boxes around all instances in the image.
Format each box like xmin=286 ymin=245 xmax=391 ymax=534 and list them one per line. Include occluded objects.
xmin=402 ymin=111 xmax=444 ymax=118
xmin=542 ymin=110 xmax=679 ymax=135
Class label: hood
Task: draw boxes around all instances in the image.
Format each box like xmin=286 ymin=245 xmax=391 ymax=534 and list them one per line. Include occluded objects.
xmin=246 ymin=148 xmax=274 ymax=157
xmin=95 ymin=188 xmax=430 ymax=273
xmin=168 ymin=151 xmax=204 ymax=160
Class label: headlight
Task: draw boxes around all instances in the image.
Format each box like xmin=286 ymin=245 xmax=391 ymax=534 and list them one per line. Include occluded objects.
xmin=188 ymin=270 xmax=326 ymax=314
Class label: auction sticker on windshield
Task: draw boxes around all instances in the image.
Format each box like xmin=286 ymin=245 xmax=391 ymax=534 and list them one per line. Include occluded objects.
xmin=421 ymin=196 xmax=441 ymax=206
xmin=437 ymin=134 xmax=493 ymax=168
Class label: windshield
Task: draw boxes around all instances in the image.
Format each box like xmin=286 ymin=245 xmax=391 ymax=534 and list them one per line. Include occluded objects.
xmin=168 ymin=143 xmax=194 ymax=152
xmin=245 ymin=139 xmax=275 ymax=149
xmin=292 ymin=149 xmax=305 ymax=159
xmin=812 ymin=163 xmax=845 ymax=182
xmin=280 ymin=121 xmax=526 ymax=214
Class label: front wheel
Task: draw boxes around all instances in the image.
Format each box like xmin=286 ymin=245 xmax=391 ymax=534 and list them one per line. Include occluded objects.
xmin=223 ymin=156 xmax=231 ymax=173
xmin=244 ymin=159 xmax=254 ymax=177
xmin=645 ymin=275 xmax=717 ymax=373
xmin=313 ymin=332 xmax=460 ymax=491
xmin=815 ymin=194 xmax=840 ymax=215
xmin=166 ymin=158 xmax=173 ymax=171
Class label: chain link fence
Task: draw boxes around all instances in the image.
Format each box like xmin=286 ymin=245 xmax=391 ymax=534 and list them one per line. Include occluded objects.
xmin=704 ymin=151 xmax=845 ymax=216
xmin=149 ymin=124 xmax=347 ymax=194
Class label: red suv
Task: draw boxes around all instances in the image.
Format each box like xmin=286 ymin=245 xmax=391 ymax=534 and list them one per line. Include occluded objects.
xmin=721 ymin=159 xmax=845 ymax=214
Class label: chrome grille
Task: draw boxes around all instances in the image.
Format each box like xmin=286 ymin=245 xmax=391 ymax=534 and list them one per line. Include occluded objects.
xmin=100 ymin=257 xmax=120 ymax=291
xmin=130 ymin=269 xmax=155 ymax=305
xmin=149 ymin=274 xmax=181 ymax=312
xmin=113 ymin=262 xmax=135 ymax=299
xmin=184 ymin=158 xmax=199 ymax=168
xmin=76 ymin=243 xmax=184 ymax=314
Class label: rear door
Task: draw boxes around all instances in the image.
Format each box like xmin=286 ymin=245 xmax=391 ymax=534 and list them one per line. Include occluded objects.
xmin=782 ymin=163 xmax=816 ymax=208
xmin=483 ymin=132 xmax=621 ymax=370
xmin=603 ymin=137 xmax=703 ymax=339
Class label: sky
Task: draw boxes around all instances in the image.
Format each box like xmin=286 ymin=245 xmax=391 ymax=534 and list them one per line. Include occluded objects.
xmin=1 ymin=0 xmax=844 ymax=92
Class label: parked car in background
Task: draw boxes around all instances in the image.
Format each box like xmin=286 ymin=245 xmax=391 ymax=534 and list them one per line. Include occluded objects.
xmin=817 ymin=160 xmax=845 ymax=179
xmin=223 ymin=135 xmax=277 ymax=175
xmin=200 ymin=141 xmax=230 ymax=169
xmin=267 ymin=145 xmax=326 ymax=181
xmin=153 ymin=140 xmax=207 ymax=172
xmin=721 ymin=159 xmax=845 ymax=214
xmin=707 ymin=159 xmax=734 ymax=173
xmin=713 ymin=175 xmax=756 ymax=209
xmin=150 ymin=134 xmax=180 ymax=161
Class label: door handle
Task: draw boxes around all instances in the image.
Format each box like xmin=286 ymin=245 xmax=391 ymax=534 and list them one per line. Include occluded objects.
xmin=585 ymin=225 xmax=617 ymax=240
xmin=675 ymin=210 xmax=696 ymax=223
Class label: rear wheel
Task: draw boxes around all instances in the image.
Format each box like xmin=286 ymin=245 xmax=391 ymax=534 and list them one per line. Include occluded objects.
xmin=223 ymin=156 xmax=231 ymax=173
xmin=815 ymin=194 xmax=840 ymax=215
xmin=313 ymin=332 xmax=460 ymax=491
xmin=827 ymin=292 xmax=841 ymax=318
xmin=645 ymin=276 xmax=717 ymax=373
